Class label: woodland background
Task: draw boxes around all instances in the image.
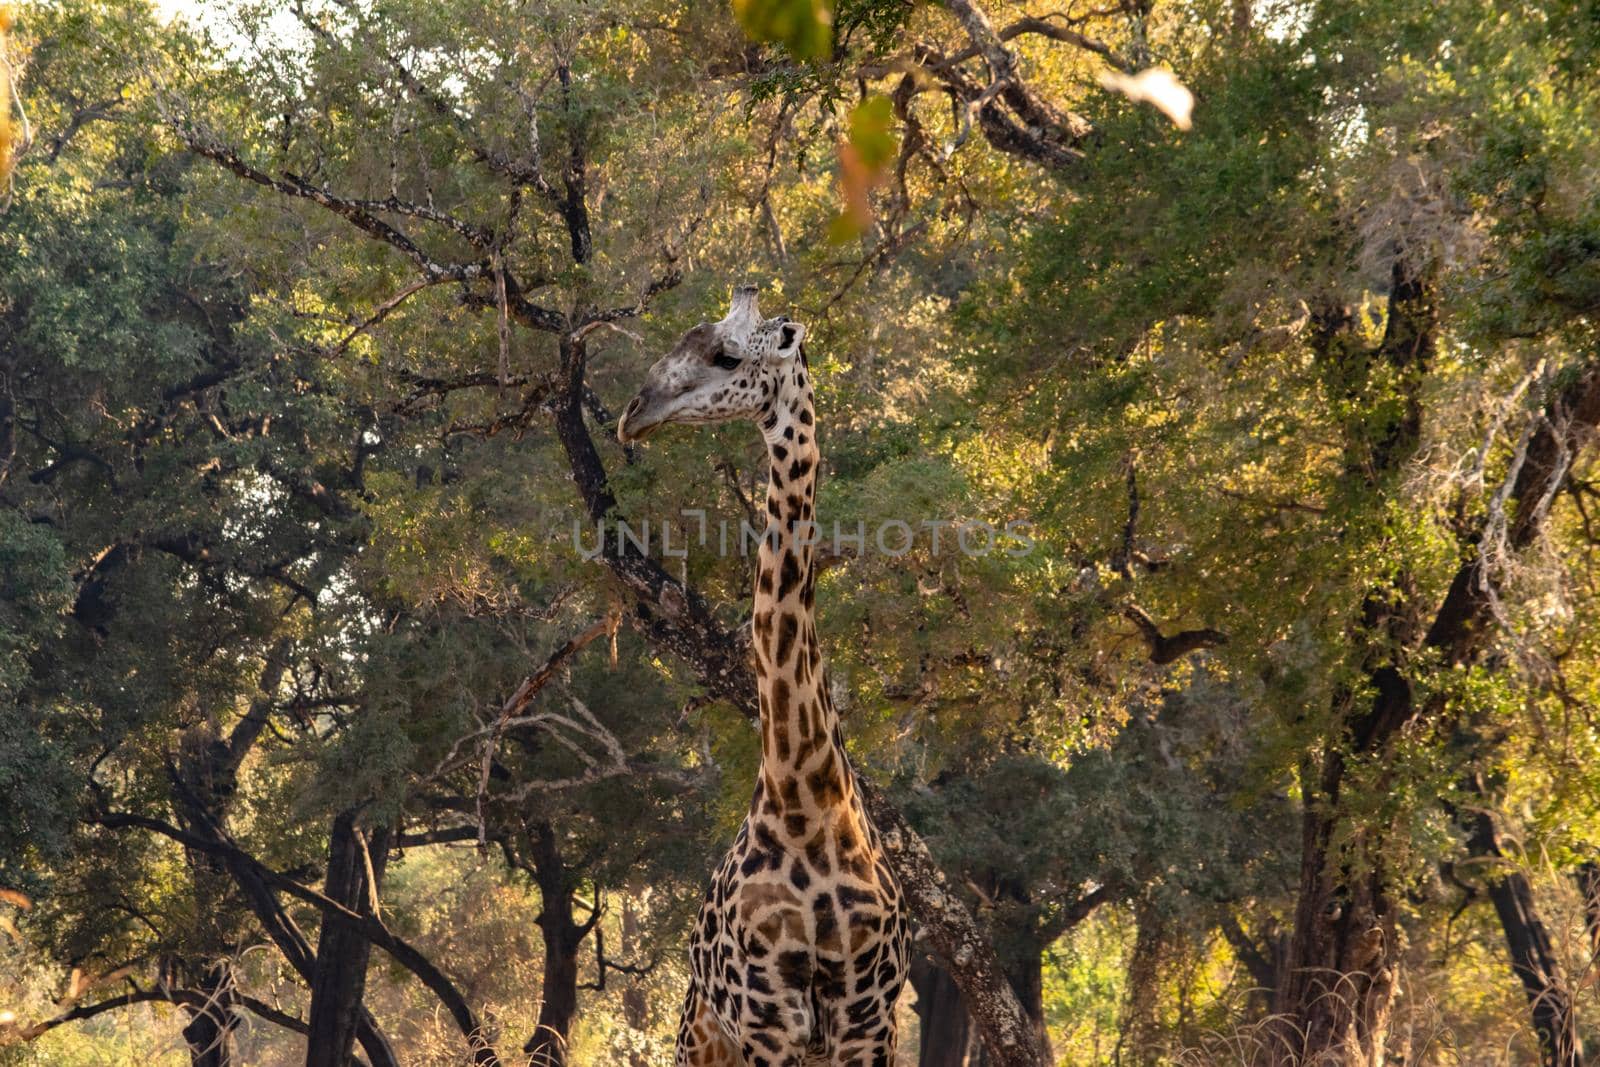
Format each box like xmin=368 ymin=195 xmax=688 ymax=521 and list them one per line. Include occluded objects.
xmin=1 ymin=0 xmax=1599 ymax=1063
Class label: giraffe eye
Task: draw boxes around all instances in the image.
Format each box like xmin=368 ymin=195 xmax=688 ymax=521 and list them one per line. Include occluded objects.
xmin=712 ymin=351 xmax=742 ymax=371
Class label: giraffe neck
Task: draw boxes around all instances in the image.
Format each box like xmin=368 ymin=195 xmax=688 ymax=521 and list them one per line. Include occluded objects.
xmin=750 ymin=358 xmax=853 ymax=834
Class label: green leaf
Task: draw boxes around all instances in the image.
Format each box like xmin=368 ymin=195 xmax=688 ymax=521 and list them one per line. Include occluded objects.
xmin=847 ymin=92 xmax=896 ymax=169
xmin=731 ymin=0 xmax=835 ymax=61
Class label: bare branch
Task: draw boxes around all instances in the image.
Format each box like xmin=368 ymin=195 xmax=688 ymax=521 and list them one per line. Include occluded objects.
xmin=918 ymin=12 xmax=1135 ymax=73
xmin=1040 ymin=882 xmax=1117 ymax=941
xmin=323 ymin=276 xmax=450 ymax=359
xmin=394 ymin=825 xmax=481 ymax=849
xmin=470 ymin=615 xmax=617 ymax=838
xmin=464 ymin=272 xmax=567 ymax=334
xmin=1122 ymin=604 xmax=1228 ymax=664
xmin=502 ymin=696 xmax=636 ymax=800
xmin=43 ymin=97 xmax=122 ymax=163
xmin=170 ymin=119 xmax=488 ymax=283
xmin=3 ymin=986 xmax=309 ymax=1044
xmin=99 ymin=805 xmax=502 ymax=1067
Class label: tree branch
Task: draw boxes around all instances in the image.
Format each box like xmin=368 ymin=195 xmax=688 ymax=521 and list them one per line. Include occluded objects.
xmin=469 ymin=615 xmax=617 ymax=841
xmin=943 ymin=14 xmax=1131 ymax=72
xmin=395 ymin=824 xmax=482 ymax=849
xmin=924 ymin=0 xmax=1095 ymax=167
xmin=171 ymin=121 xmax=489 ymax=283
xmin=313 ymin=0 xmax=562 ymax=204
xmin=1040 ymin=882 xmax=1117 ymax=942
xmin=224 ymin=639 xmax=293 ymax=775
xmin=1426 ymin=360 xmax=1600 ymax=665
xmin=97 ymin=801 xmax=501 ymax=1067
xmin=2 ymin=979 xmax=310 ymax=1044
xmin=321 ymin=276 xmax=453 ymax=358
xmin=1122 ymin=604 xmax=1228 ymax=665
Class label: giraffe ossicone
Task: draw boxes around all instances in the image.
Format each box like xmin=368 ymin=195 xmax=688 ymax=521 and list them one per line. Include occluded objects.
xmin=620 ymin=285 xmax=911 ymax=1067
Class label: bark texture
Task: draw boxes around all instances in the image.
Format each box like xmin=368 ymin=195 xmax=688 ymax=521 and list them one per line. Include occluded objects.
xmin=305 ymin=811 xmax=391 ymax=1067
xmin=911 ymin=954 xmax=973 ymax=1067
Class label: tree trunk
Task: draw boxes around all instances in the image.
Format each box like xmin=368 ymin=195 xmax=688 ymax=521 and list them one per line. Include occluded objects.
xmin=1119 ymin=906 xmax=1166 ymax=1066
xmin=183 ymin=1010 xmax=232 ymax=1067
xmin=1273 ymin=352 xmax=1600 ymax=1067
xmin=1489 ymin=871 xmax=1582 ymax=1067
xmin=181 ymin=960 xmax=239 ymax=1067
xmin=1272 ymin=272 xmax=1434 ymax=1065
xmin=1218 ymin=912 xmax=1282 ymax=1017
xmin=1579 ymin=863 xmax=1600 ymax=956
xmin=523 ymin=822 xmax=589 ymax=1067
xmin=527 ymin=929 xmax=580 ymax=1067
xmin=305 ymin=811 xmax=390 ymax=1067
xmin=1002 ymin=949 xmax=1051 ymax=1064
xmin=968 ymin=921 xmax=1053 ymax=1067
xmin=911 ymin=953 xmax=973 ymax=1067
xmin=1468 ymin=810 xmax=1583 ymax=1067
xmin=620 ymin=890 xmax=653 ymax=1067
xmin=860 ymin=782 xmax=1046 ymax=1067
xmin=1273 ymin=750 xmax=1401 ymax=1066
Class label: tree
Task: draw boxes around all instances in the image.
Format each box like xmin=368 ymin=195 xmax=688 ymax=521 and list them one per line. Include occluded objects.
xmin=6 ymin=0 xmax=1600 ymax=1064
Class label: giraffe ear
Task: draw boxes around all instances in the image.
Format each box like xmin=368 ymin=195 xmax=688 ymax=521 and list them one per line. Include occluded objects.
xmin=774 ymin=321 xmax=806 ymax=360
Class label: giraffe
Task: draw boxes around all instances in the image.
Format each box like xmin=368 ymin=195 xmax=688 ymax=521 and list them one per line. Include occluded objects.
xmin=618 ymin=286 xmax=911 ymax=1066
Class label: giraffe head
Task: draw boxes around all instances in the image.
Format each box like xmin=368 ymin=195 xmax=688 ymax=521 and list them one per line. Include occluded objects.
xmin=617 ymin=285 xmax=807 ymax=444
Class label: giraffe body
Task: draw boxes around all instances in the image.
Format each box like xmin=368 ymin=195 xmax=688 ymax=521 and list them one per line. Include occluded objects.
xmin=619 ymin=288 xmax=910 ymax=1066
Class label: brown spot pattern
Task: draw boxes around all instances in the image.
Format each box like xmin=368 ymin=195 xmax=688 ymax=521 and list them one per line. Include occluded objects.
xmin=633 ymin=312 xmax=908 ymax=1067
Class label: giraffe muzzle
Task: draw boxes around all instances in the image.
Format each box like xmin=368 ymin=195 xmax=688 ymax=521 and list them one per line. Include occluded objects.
xmin=617 ymin=393 xmax=661 ymax=444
